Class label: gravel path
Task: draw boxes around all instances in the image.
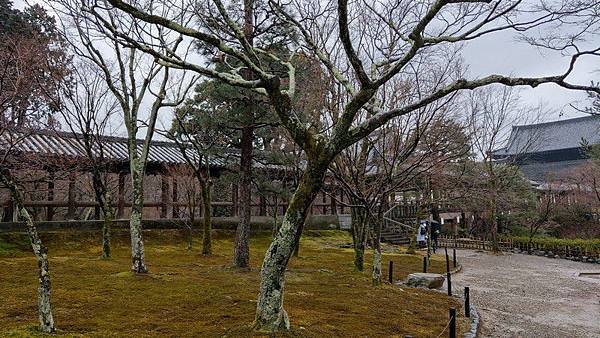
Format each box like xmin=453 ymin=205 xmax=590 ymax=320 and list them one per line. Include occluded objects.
xmin=451 ymin=250 xmax=600 ymax=338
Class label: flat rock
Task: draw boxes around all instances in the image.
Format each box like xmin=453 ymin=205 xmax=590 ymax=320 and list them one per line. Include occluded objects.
xmin=405 ymin=273 xmax=445 ymax=289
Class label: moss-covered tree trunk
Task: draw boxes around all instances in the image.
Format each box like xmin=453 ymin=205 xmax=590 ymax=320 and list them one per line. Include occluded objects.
xmin=102 ymin=208 xmax=113 ymax=259
xmin=1 ymin=170 xmax=55 ymax=333
xmin=234 ymin=123 xmax=253 ymax=267
xmin=233 ymin=0 xmax=255 ymax=268
xmin=254 ymin=163 xmax=326 ymax=332
xmin=91 ymin=171 xmax=113 ymax=259
xmin=371 ymin=217 xmax=382 ymax=286
xmin=201 ymin=179 xmax=212 ymax=255
xmin=129 ymin=163 xmax=148 ymax=273
xmin=351 ymin=205 xmax=368 ymax=271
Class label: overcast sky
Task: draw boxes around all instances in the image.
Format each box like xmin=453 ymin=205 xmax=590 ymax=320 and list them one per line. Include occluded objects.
xmin=462 ymin=29 xmax=597 ymax=122
xmin=16 ymin=0 xmax=599 ymax=134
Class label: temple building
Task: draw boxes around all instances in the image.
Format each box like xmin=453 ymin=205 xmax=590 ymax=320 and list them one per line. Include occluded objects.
xmin=492 ymin=115 xmax=600 ymax=188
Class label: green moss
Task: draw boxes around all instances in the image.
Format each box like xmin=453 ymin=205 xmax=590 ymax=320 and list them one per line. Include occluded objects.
xmin=0 ymin=234 xmax=29 ymax=257
xmin=0 ymin=229 xmax=467 ymax=337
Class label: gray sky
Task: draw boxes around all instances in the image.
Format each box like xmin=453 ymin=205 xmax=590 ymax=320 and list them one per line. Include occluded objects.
xmin=462 ymin=29 xmax=597 ymax=122
xmin=17 ymin=0 xmax=599 ymax=131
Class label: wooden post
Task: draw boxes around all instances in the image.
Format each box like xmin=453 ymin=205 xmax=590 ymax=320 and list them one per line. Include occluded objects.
xmin=172 ymin=176 xmax=179 ymax=218
xmin=2 ymin=200 xmax=14 ymax=222
xmin=423 ymin=256 xmax=428 ymax=273
xmin=449 ymin=308 xmax=456 ymax=338
xmin=94 ymin=204 xmax=101 ymax=220
xmin=445 ymin=247 xmax=450 ymax=273
xmin=117 ymin=172 xmax=125 ymax=218
xmin=453 ymin=249 xmax=457 ymax=268
xmin=464 ymin=287 xmax=470 ymax=318
xmin=66 ymin=173 xmax=76 ymax=220
xmin=330 ymin=188 xmax=337 ymax=215
xmin=388 ymin=261 xmax=394 ymax=284
xmin=447 ymin=272 xmax=452 ymax=296
xmin=160 ymin=175 xmax=168 ymax=219
xmin=259 ymin=195 xmax=267 ymax=216
xmin=47 ymin=171 xmax=55 ymax=221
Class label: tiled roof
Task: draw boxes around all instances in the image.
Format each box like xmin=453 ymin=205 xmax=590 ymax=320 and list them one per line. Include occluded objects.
xmin=518 ymin=159 xmax=588 ymax=183
xmin=498 ymin=115 xmax=600 ymax=156
xmin=0 ymin=129 xmax=280 ymax=169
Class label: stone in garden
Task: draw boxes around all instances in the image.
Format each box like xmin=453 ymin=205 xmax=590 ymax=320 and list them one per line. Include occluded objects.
xmin=405 ymin=273 xmax=445 ymax=289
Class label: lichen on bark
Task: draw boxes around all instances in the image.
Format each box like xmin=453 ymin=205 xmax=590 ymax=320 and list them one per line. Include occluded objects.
xmin=129 ymin=164 xmax=148 ymax=273
xmin=1 ymin=170 xmax=55 ymax=333
xmin=254 ymin=162 xmax=326 ymax=332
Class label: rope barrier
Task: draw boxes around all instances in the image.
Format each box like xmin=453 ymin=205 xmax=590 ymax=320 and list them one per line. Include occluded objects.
xmin=435 ymin=317 xmax=453 ymax=338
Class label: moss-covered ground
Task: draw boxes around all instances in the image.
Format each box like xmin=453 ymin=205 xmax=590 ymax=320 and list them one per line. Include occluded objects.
xmin=0 ymin=229 xmax=468 ymax=337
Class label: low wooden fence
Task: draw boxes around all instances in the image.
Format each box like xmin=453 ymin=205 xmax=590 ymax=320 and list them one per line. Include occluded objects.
xmin=438 ymin=235 xmax=600 ymax=263
xmin=438 ymin=235 xmax=513 ymax=251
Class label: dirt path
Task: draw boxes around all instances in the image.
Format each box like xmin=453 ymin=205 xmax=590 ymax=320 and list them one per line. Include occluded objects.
xmin=451 ymin=250 xmax=600 ymax=338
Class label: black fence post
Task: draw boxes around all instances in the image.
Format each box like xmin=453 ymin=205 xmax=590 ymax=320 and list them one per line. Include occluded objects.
xmin=388 ymin=261 xmax=394 ymax=284
xmin=449 ymin=308 xmax=456 ymax=338
xmin=423 ymin=256 xmax=428 ymax=273
xmin=445 ymin=248 xmax=450 ymax=273
xmin=464 ymin=287 xmax=470 ymax=318
xmin=452 ymin=249 xmax=457 ymax=268
xmin=447 ymin=272 xmax=452 ymax=296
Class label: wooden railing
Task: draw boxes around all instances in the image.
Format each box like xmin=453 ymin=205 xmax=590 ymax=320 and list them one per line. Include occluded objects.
xmin=438 ymin=235 xmax=600 ymax=263
xmin=438 ymin=235 xmax=513 ymax=251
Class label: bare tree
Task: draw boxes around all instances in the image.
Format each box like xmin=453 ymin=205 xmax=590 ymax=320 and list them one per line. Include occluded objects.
xmin=0 ymin=2 xmax=74 ymax=331
xmin=51 ymin=0 xmax=197 ymax=272
xmin=57 ymin=61 xmax=118 ymax=258
xmin=72 ymin=0 xmax=600 ymax=331
xmin=166 ymin=110 xmax=219 ymax=255
xmin=465 ymin=85 xmax=545 ymax=251
xmin=165 ymin=164 xmax=201 ymax=251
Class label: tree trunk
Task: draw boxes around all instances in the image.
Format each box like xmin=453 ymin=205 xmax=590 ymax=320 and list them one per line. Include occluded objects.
xmin=490 ymin=199 xmax=499 ymax=252
xmin=101 ymin=209 xmax=113 ymax=259
xmin=234 ymin=124 xmax=254 ymax=267
xmin=233 ymin=0 xmax=255 ymax=268
xmin=0 ymin=170 xmax=55 ymax=333
xmin=130 ymin=166 xmax=148 ymax=273
xmin=187 ymin=224 xmax=193 ymax=251
xmin=201 ymin=181 xmax=212 ymax=255
xmin=91 ymin=170 xmax=112 ymax=259
xmin=254 ymin=163 xmax=326 ymax=332
xmin=351 ymin=206 xmax=368 ymax=271
xmin=188 ymin=208 xmax=194 ymax=251
xmin=371 ymin=217 xmax=382 ymax=286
